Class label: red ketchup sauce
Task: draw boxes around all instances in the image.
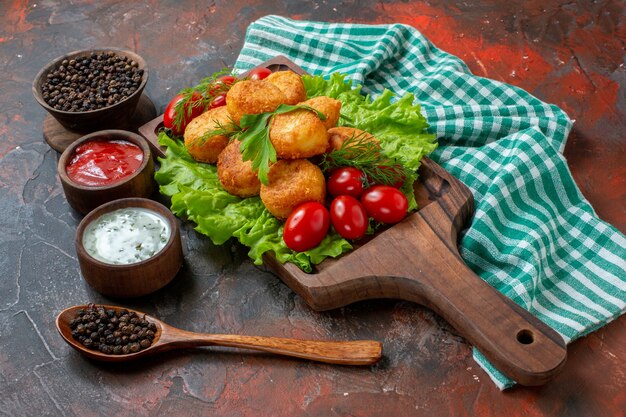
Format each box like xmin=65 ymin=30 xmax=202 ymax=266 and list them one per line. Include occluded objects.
xmin=66 ymin=140 xmax=144 ymax=187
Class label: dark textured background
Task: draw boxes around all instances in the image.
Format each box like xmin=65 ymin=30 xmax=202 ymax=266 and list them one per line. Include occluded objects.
xmin=0 ymin=1 xmax=624 ymax=416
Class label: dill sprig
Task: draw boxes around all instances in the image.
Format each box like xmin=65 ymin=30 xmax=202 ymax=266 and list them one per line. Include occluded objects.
xmin=172 ymin=68 xmax=236 ymax=134
xmin=197 ymin=117 xmax=242 ymax=145
xmin=320 ymin=133 xmax=412 ymax=187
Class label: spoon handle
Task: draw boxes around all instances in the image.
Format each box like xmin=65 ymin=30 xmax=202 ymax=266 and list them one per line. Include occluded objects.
xmin=162 ymin=330 xmax=382 ymax=365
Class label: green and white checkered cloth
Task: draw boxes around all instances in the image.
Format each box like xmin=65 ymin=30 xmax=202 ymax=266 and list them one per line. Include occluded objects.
xmin=233 ymin=15 xmax=626 ymax=389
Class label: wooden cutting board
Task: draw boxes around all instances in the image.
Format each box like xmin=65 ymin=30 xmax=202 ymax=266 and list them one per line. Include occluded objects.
xmin=138 ymin=56 xmax=567 ymax=386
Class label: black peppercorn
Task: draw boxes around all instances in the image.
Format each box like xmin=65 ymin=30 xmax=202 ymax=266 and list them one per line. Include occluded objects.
xmin=70 ymin=304 xmax=155 ymax=355
xmin=41 ymin=51 xmax=143 ymax=112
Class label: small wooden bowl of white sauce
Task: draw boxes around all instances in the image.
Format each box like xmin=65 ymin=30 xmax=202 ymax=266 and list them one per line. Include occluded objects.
xmin=75 ymin=198 xmax=183 ymax=297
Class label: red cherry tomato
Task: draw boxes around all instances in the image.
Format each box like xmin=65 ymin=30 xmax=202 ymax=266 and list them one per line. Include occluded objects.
xmin=330 ymin=196 xmax=368 ymax=240
xmin=361 ymin=185 xmax=408 ymax=224
xmin=327 ymin=167 xmax=366 ymax=198
xmin=283 ymin=202 xmax=330 ymax=252
xmin=163 ymin=91 xmax=205 ymax=136
xmin=208 ymin=75 xmax=237 ymax=96
xmin=248 ymin=67 xmax=272 ymax=81
xmin=208 ymin=93 xmax=226 ymax=109
xmin=216 ymin=74 xmax=237 ymax=85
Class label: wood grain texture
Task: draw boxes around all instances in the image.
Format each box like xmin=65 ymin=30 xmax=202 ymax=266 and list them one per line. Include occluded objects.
xmin=57 ymin=305 xmax=382 ymax=365
xmin=1 ymin=1 xmax=624 ymax=416
xmin=138 ymin=113 xmax=166 ymax=158
xmin=74 ymin=198 xmax=183 ymax=297
xmin=140 ymin=56 xmax=566 ymax=385
xmin=268 ymin=156 xmax=567 ymax=386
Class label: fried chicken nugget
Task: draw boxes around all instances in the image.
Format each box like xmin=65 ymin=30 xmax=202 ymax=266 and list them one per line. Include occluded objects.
xmin=217 ymin=140 xmax=261 ymax=198
xmin=301 ymin=96 xmax=341 ymax=129
xmin=265 ymin=70 xmax=307 ymax=105
xmin=184 ymin=106 xmax=232 ymax=164
xmin=260 ymin=159 xmax=326 ymax=220
xmin=269 ymin=109 xmax=328 ymax=159
xmin=327 ymin=127 xmax=380 ymax=153
xmin=226 ymin=79 xmax=287 ymax=124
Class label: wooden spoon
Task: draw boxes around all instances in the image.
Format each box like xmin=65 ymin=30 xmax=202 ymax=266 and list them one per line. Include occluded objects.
xmin=56 ymin=305 xmax=382 ymax=365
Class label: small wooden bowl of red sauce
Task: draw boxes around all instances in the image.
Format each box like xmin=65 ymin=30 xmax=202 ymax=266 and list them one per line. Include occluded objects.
xmin=58 ymin=130 xmax=154 ymax=214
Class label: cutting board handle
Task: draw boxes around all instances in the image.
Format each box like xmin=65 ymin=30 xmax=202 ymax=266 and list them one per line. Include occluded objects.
xmin=272 ymin=158 xmax=566 ymax=385
xmin=394 ymin=205 xmax=567 ymax=386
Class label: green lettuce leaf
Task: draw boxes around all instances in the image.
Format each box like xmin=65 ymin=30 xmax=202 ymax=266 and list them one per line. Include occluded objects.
xmin=302 ymin=74 xmax=437 ymax=170
xmin=156 ymin=131 xmax=351 ymax=272
xmin=155 ymin=72 xmax=437 ymax=272
xmin=303 ymin=74 xmax=437 ymax=210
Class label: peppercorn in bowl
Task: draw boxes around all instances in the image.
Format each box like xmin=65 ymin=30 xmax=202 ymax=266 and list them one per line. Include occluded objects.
xmin=32 ymin=48 xmax=148 ymax=132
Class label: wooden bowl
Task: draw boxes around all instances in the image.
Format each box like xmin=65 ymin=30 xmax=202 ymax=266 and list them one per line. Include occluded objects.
xmin=75 ymin=198 xmax=183 ymax=297
xmin=57 ymin=130 xmax=155 ymax=214
xmin=32 ymin=48 xmax=148 ymax=132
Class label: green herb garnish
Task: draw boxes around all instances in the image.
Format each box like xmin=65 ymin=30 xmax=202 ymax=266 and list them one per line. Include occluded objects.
xmin=172 ymin=68 xmax=235 ymax=133
xmin=320 ymin=133 xmax=413 ymax=187
xmin=236 ymin=104 xmax=326 ymax=185
xmin=197 ymin=117 xmax=242 ymax=145
xmin=192 ymin=104 xmax=326 ymax=185
xmin=156 ymin=73 xmax=437 ymax=272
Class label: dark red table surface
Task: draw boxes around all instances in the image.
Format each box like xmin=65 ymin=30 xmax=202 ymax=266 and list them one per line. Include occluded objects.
xmin=1 ymin=1 xmax=624 ymax=416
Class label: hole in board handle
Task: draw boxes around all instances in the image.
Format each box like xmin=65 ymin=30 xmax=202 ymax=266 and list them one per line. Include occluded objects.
xmin=516 ymin=329 xmax=534 ymax=345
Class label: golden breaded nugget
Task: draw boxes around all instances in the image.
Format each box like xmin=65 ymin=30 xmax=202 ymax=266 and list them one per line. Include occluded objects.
xmin=184 ymin=106 xmax=232 ymax=164
xmin=260 ymin=159 xmax=326 ymax=219
xmin=266 ymin=70 xmax=307 ymax=105
xmin=269 ymin=109 xmax=328 ymax=159
xmin=217 ymin=140 xmax=261 ymax=198
xmin=301 ymin=96 xmax=341 ymax=129
xmin=327 ymin=127 xmax=380 ymax=153
xmin=226 ymin=80 xmax=287 ymax=124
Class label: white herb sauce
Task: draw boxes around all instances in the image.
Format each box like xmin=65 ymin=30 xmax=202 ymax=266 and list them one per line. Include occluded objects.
xmin=83 ymin=208 xmax=170 ymax=265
